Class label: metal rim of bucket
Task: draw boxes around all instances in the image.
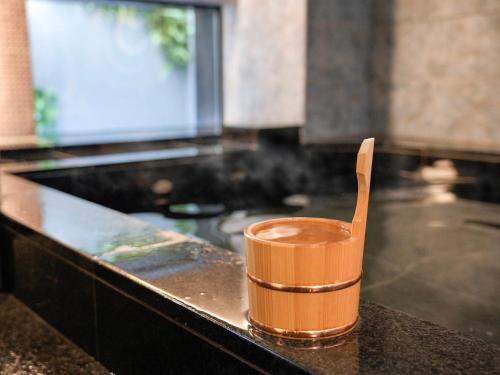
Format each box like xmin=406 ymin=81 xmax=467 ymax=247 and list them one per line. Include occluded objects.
xmin=248 ymin=314 xmax=359 ymax=339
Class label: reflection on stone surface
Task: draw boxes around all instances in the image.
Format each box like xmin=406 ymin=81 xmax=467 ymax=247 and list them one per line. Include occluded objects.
xmin=146 ymin=244 xmax=249 ymax=329
xmin=99 ymin=230 xmax=189 ymax=263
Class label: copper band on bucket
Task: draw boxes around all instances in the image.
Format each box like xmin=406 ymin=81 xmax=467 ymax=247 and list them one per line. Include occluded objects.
xmin=248 ymin=314 xmax=359 ymax=339
xmin=246 ymin=272 xmax=362 ymax=293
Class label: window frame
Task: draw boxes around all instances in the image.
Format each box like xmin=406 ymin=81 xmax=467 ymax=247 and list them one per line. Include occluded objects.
xmin=26 ymin=0 xmax=223 ymax=146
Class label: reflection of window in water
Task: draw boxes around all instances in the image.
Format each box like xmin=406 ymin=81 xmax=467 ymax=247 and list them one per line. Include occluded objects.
xmin=26 ymin=0 xmax=221 ymax=145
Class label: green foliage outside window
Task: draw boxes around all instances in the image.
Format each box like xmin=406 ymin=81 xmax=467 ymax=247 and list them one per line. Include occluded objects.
xmin=89 ymin=4 xmax=193 ymax=70
xmin=34 ymin=88 xmax=58 ymax=144
xmin=32 ymin=4 xmax=192 ymax=142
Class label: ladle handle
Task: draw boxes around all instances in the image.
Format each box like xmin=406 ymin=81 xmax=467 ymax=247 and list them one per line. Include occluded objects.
xmin=352 ymin=138 xmax=374 ymax=238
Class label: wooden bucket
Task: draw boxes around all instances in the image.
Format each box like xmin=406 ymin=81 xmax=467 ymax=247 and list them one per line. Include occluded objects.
xmin=244 ymin=138 xmax=374 ymax=338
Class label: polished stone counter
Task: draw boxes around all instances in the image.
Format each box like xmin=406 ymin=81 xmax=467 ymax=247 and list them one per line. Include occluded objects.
xmin=1 ymin=171 xmax=499 ymax=374
xmin=1 ymin=144 xmax=500 ymax=374
xmin=0 ymin=294 xmax=109 ymax=374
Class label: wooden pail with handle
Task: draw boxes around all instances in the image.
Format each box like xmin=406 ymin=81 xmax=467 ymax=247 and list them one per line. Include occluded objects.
xmin=244 ymin=138 xmax=374 ymax=338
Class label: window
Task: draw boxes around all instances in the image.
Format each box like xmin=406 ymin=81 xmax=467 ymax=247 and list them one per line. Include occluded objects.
xmin=26 ymin=0 xmax=221 ymax=145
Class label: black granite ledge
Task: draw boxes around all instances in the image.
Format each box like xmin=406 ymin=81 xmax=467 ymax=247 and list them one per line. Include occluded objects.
xmin=2 ymin=214 xmax=500 ymax=374
xmin=2 ymin=132 xmax=500 ymax=166
xmin=0 ymin=293 xmax=109 ymax=375
xmin=1 ymin=221 xmax=307 ymax=374
xmin=1 ymin=145 xmax=500 ymax=374
xmin=354 ymin=303 xmax=500 ymax=374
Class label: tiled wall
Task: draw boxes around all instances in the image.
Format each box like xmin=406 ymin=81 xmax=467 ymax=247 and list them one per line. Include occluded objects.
xmin=222 ymin=0 xmax=306 ymax=128
xmin=377 ymin=0 xmax=500 ymax=152
xmin=303 ymin=0 xmax=373 ymax=142
xmin=304 ymin=0 xmax=500 ymax=152
xmin=0 ymin=0 xmax=34 ymax=138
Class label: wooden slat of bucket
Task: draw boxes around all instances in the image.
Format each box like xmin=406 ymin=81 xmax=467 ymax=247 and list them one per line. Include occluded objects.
xmin=245 ymin=220 xmax=363 ymax=286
